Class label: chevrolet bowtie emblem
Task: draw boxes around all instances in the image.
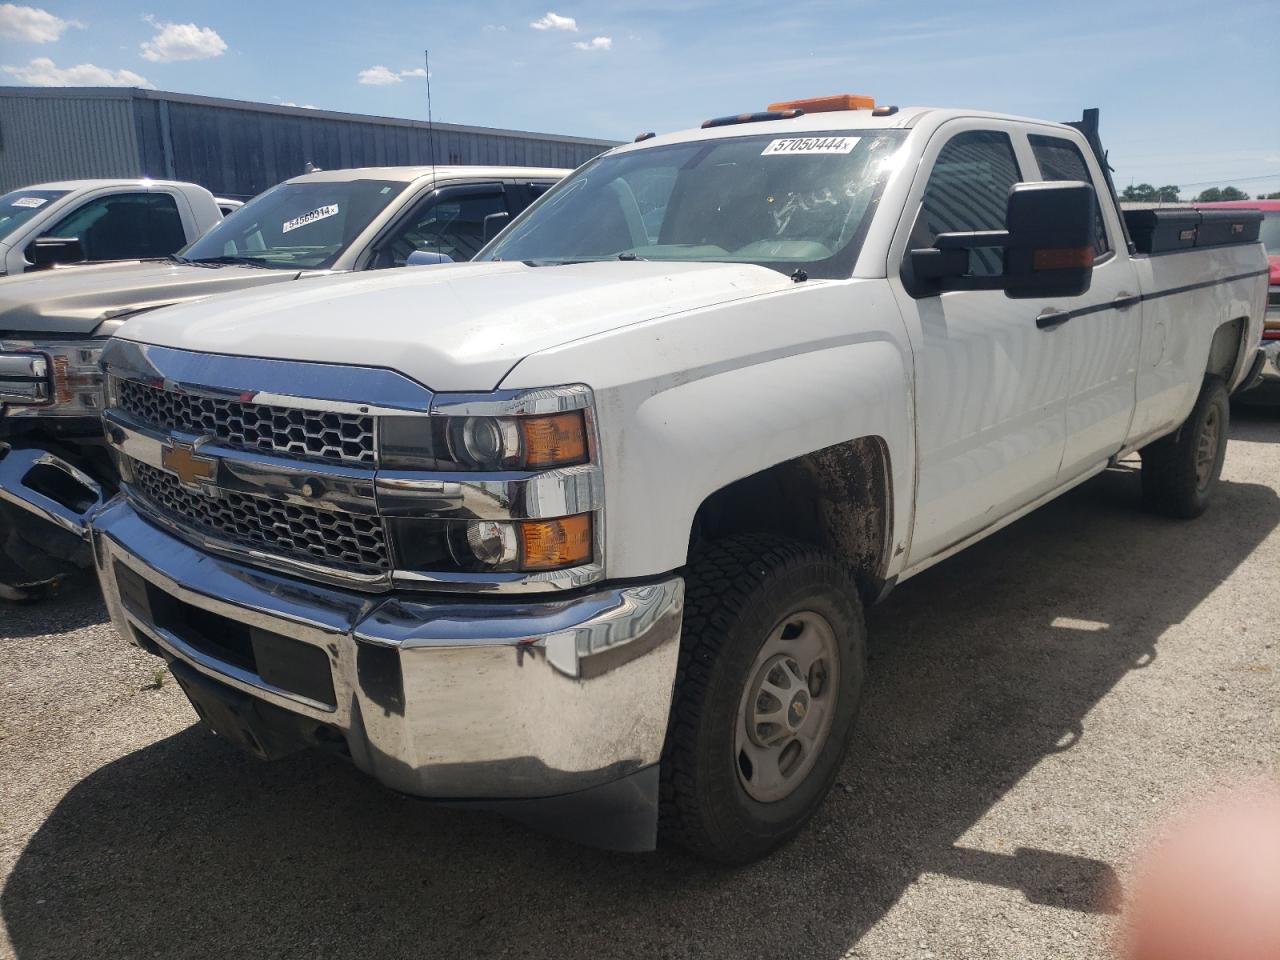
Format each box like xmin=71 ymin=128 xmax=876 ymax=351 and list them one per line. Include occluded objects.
xmin=160 ymin=440 xmax=217 ymax=489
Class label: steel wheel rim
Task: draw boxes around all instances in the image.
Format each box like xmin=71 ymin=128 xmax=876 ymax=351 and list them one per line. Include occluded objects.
xmin=1195 ymin=405 xmax=1222 ymax=491
xmin=734 ymin=609 xmax=840 ymax=803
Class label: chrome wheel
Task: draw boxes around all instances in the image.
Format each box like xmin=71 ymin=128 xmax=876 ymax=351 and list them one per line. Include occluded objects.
xmin=734 ymin=610 xmax=840 ymax=803
xmin=1195 ymin=403 xmax=1222 ymax=492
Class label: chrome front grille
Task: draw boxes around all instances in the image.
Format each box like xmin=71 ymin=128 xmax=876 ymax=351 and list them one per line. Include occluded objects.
xmin=131 ymin=461 xmax=391 ymax=574
xmin=115 ymin=377 xmax=376 ymax=467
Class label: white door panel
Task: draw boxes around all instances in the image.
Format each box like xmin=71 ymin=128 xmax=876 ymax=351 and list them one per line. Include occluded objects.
xmin=889 ymin=121 xmax=1071 ymax=567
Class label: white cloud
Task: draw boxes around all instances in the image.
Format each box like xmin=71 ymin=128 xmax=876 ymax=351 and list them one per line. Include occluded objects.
xmin=358 ymin=65 xmax=399 ymax=85
xmin=2 ymin=56 xmax=152 ymax=87
xmin=357 ymin=64 xmax=428 ymax=85
xmin=530 ymin=11 xmax=577 ymax=31
xmin=0 ymin=3 xmax=82 ymax=42
xmin=573 ymin=36 xmax=612 ymax=51
xmin=140 ymin=16 xmax=227 ymax=62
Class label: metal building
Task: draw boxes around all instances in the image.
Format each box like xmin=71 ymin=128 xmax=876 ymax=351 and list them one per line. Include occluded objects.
xmin=0 ymin=86 xmax=618 ymax=198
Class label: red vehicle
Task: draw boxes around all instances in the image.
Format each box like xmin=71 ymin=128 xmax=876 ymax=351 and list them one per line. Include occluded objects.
xmin=1195 ymin=199 xmax=1280 ymax=397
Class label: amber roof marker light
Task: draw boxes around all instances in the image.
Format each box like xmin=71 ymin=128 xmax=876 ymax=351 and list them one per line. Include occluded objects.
xmin=767 ymin=93 xmax=876 ymax=113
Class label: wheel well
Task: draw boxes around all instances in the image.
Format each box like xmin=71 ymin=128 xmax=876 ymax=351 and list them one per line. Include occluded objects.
xmin=688 ymin=436 xmax=891 ymax=602
xmin=1206 ymin=316 xmax=1247 ymax=382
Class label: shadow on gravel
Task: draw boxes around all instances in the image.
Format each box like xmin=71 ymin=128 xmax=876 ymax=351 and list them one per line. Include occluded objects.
xmin=1230 ymin=402 xmax=1280 ymax=443
xmin=0 ymin=573 xmax=106 ymax=639
xmin=5 ymin=470 xmax=1278 ymax=960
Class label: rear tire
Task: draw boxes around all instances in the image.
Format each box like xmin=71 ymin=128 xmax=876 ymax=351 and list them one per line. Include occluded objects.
xmin=659 ymin=535 xmax=866 ymax=863
xmin=1140 ymin=376 xmax=1229 ymax=519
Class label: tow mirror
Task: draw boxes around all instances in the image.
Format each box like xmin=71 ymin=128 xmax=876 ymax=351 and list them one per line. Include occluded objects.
xmin=483 ymin=211 xmax=510 ymax=242
xmin=26 ymin=236 xmax=86 ymax=270
xmin=905 ymin=181 xmax=1096 ymax=299
xmin=405 ymin=250 xmax=454 ymax=266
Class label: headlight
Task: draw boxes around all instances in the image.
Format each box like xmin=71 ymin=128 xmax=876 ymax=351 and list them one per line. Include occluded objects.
xmin=0 ymin=339 xmax=105 ymax=416
xmin=379 ymin=384 xmax=603 ymax=585
xmin=380 ymin=384 xmax=593 ymax=472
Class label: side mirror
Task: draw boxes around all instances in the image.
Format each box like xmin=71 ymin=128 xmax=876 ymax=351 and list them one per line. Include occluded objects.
xmin=26 ymin=236 xmax=86 ymax=269
xmin=905 ymin=181 xmax=1096 ymax=299
xmin=483 ymin=211 xmax=510 ymax=243
xmin=405 ymin=250 xmax=454 ymax=266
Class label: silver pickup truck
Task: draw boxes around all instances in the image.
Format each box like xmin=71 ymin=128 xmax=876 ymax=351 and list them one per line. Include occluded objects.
xmin=0 ymin=164 xmax=567 ymax=598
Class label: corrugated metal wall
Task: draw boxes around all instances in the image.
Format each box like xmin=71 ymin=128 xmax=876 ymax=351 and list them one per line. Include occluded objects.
xmin=0 ymin=88 xmax=617 ymax=197
xmin=154 ymin=99 xmax=609 ymax=199
xmin=0 ymin=91 xmax=143 ymax=189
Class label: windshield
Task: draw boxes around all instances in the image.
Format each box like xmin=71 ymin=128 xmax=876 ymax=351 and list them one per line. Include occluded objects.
xmin=0 ymin=189 xmax=69 ymax=243
xmin=1261 ymin=212 xmax=1280 ymax=256
xmin=480 ymin=129 xmax=906 ymax=278
xmin=180 ymin=179 xmax=407 ymax=269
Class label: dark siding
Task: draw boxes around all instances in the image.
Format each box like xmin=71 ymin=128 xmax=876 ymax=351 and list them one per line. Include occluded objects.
xmin=0 ymin=87 xmax=617 ymax=197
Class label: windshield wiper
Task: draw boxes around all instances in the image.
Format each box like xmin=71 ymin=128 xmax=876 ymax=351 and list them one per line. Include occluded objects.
xmin=617 ymin=252 xmax=647 ymax=261
xmin=183 ymin=255 xmax=280 ymax=269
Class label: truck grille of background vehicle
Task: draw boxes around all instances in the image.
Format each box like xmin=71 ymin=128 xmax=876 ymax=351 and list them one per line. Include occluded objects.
xmin=115 ymin=378 xmax=376 ymax=467
xmin=131 ymin=461 xmax=391 ymax=574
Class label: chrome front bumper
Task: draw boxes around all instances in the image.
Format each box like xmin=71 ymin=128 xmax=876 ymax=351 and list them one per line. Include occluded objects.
xmin=91 ymin=497 xmax=683 ymax=814
xmin=0 ymin=443 xmax=105 ymax=542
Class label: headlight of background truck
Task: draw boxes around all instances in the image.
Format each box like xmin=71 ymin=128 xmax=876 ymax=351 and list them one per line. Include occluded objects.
xmin=0 ymin=339 xmax=105 ymax=417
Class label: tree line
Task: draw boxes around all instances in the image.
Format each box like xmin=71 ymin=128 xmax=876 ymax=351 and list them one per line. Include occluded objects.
xmin=1120 ymin=184 xmax=1280 ymax=203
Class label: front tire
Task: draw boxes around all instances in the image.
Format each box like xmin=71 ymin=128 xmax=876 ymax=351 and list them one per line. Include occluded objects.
xmin=659 ymin=536 xmax=866 ymax=863
xmin=1140 ymin=376 xmax=1229 ymax=519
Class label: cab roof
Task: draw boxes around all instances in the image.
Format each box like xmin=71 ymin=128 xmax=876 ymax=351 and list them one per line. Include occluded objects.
xmin=613 ymin=106 xmax=1079 ymax=156
xmin=13 ymin=178 xmax=205 ymax=192
xmin=285 ymin=165 xmax=571 ymax=185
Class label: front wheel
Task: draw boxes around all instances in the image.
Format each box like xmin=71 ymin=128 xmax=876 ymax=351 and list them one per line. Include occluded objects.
xmin=1140 ymin=376 xmax=1229 ymax=519
xmin=659 ymin=536 xmax=866 ymax=863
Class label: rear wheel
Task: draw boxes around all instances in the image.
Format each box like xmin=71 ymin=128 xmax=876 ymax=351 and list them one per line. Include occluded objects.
xmin=1140 ymin=376 xmax=1229 ymax=519
xmin=659 ymin=535 xmax=866 ymax=863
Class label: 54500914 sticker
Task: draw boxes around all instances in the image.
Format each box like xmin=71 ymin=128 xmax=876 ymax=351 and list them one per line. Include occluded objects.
xmin=282 ymin=204 xmax=339 ymax=233
xmin=10 ymin=197 xmax=48 ymax=209
xmin=761 ymin=137 xmax=860 ymax=156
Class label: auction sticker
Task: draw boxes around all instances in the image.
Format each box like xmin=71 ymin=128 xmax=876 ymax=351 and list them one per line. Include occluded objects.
xmin=11 ymin=197 xmax=47 ymax=208
xmin=282 ymin=204 xmax=339 ymax=233
xmin=761 ymin=136 xmax=860 ymax=156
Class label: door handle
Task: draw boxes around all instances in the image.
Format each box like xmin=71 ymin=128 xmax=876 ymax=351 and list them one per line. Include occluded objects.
xmin=1112 ymin=292 xmax=1139 ymax=311
xmin=1036 ymin=308 xmax=1069 ymax=330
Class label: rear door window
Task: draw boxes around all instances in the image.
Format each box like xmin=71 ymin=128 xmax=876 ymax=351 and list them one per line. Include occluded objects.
xmin=39 ymin=192 xmax=186 ymax=261
xmin=1028 ymin=134 xmax=1111 ymax=257
xmin=912 ymin=130 xmax=1022 ymax=277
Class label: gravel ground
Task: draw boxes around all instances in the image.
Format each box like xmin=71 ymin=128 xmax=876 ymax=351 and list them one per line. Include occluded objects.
xmin=2 ymin=409 xmax=1277 ymax=960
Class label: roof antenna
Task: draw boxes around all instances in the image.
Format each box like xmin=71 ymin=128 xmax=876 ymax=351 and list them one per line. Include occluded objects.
xmin=425 ymin=48 xmax=439 ymax=258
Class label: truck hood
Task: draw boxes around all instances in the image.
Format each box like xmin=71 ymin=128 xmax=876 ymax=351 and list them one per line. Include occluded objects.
xmin=116 ymin=260 xmax=795 ymax=392
xmin=0 ymin=260 xmax=302 ymax=336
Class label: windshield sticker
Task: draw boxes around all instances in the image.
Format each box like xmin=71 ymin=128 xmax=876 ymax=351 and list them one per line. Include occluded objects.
xmin=761 ymin=136 xmax=860 ymax=156
xmin=282 ymin=204 xmax=339 ymax=233
xmin=10 ymin=196 xmax=48 ymax=208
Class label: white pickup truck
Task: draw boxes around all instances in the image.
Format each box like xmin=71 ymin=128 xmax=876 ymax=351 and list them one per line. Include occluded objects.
xmin=0 ymin=165 xmax=567 ymax=597
xmin=0 ymin=179 xmax=223 ymax=275
xmin=8 ymin=98 xmax=1267 ymax=861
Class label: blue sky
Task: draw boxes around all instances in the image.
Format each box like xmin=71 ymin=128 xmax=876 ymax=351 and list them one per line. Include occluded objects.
xmin=3 ymin=0 xmax=1278 ymax=196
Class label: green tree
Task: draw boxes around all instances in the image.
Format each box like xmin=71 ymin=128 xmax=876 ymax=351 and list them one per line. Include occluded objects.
xmin=1154 ymin=185 xmax=1181 ymax=202
xmin=1262 ymin=191 xmax=1280 ymax=200
xmin=1122 ymin=183 xmax=1157 ymax=202
xmin=1195 ymin=186 xmax=1250 ymax=202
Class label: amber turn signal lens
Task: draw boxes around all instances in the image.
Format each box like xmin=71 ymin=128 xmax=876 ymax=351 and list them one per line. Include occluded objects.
xmin=520 ymin=411 xmax=588 ymax=468
xmin=518 ymin=514 xmax=592 ymax=570
xmin=1033 ymin=246 xmax=1094 ymax=270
